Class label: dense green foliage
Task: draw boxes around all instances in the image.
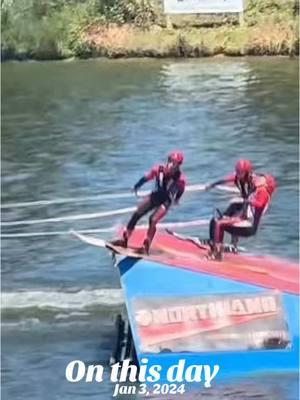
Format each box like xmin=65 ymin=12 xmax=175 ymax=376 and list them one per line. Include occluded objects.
xmin=1 ymin=0 xmax=298 ymax=60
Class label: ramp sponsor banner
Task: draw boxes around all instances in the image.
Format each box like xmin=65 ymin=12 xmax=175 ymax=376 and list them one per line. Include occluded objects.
xmin=133 ymin=292 xmax=290 ymax=353
xmin=164 ymin=0 xmax=244 ymax=14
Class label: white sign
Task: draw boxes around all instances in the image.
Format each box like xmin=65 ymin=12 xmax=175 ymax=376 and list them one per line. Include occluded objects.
xmin=164 ymin=0 xmax=244 ymax=14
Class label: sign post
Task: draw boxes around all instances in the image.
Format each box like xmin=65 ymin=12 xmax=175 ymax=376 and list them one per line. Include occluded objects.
xmin=163 ymin=0 xmax=245 ymax=24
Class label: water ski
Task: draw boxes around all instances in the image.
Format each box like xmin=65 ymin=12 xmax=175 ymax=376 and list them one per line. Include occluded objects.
xmin=105 ymin=242 xmax=145 ymax=259
xmin=166 ymin=229 xmax=246 ymax=253
xmin=165 ymin=229 xmax=209 ymax=250
xmin=70 ymin=230 xmax=145 ymax=259
xmin=71 ymin=230 xmax=107 ymax=248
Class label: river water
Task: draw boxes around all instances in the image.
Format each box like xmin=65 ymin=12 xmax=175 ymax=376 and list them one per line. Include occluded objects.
xmin=1 ymin=58 xmax=299 ymax=400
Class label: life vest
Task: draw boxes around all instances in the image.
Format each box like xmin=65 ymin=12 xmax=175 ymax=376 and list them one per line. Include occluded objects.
xmin=246 ymin=174 xmax=276 ymax=228
xmin=156 ymin=165 xmax=181 ymax=200
xmin=234 ymin=174 xmax=254 ymax=199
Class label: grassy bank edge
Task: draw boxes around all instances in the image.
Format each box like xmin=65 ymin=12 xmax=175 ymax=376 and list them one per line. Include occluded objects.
xmin=1 ymin=0 xmax=299 ymax=61
xmin=2 ymin=23 xmax=299 ymax=61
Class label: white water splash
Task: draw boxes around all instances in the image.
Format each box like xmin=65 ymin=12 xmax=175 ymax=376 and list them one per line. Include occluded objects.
xmin=1 ymin=288 xmax=124 ymax=310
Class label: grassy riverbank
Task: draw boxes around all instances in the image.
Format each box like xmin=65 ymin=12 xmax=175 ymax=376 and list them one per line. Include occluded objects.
xmin=1 ymin=0 xmax=299 ymax=60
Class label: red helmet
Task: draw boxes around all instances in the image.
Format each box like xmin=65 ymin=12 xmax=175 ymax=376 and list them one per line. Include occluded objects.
xmin=235 ymin=159 xmax=253 ymax=176
xmin=253 ymin=174 xmax=276 ymax=195
xmin=168 ymin=151 xmax=184 ymax=166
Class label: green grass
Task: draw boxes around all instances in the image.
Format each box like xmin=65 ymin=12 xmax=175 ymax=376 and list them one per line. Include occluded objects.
xmin=1 ymin=0 xmax=299 ymax=60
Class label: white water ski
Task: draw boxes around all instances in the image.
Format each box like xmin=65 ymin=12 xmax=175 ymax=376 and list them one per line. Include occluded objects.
xmin=166 ymin=229 xmax=247 ymax=253
xmin=71 ymin=230 xmax=146 ymax=263
xmin=70 ymin=230 xmax=107 ymax=248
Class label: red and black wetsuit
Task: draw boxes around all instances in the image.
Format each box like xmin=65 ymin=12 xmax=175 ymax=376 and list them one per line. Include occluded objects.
xmin=126 ymin=165 xmax=186 ymax=248
xmin=209 ymin=180 xmax=272 ymax=244
xmin=214 ymin=173 xmax=253 ymax=199
xmin=210 ymin=173 xmax=255 ymax=217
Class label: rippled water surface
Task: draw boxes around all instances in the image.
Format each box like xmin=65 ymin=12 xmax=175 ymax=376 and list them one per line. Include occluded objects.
xmin=1 ymin=58 xmax=299 ymax=400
